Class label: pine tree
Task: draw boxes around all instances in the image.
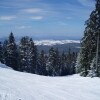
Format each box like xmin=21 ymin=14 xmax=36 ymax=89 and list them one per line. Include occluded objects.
xmin=54 ymin=48 xmax=61 ymax=76
xmin=76 ymin=0 xmax=100 ymax=77
xmin=46 ymin=47 xmax=54 ymax=76
xmin=71 ymin=52 xmax=77 ymax=74
xmin=19 ymin=37 xmax=38 ymax=73
xmin=19 ymin=36 xmax=31 ymax=72
xmin=66 ymin=48 xmax=72 ymax=75
xmin=46 ymin=47 xmax=60 ymax=76
xmin=6 ymin=32 xmax=18 ymax=70
xmin=2 ymin=40 xmax=8 ymax=64
xmin=60 ymin=51 xmax=67 ymax=76
xmin=38 ymin=50 xmax=47 ymax=75
xmin=29 ymin=38 xmax=38 ymax=73
xmin=75 ymin=51 xmax=82 ymax=73
xmin=0 ymin=42 xmax=3 ymax=63
xmin=95 ymin=0 xmax=100 ymax=76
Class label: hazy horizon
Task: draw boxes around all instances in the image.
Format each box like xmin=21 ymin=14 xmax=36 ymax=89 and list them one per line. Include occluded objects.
xmin=0 ymin=33 xmax=81 ymax=40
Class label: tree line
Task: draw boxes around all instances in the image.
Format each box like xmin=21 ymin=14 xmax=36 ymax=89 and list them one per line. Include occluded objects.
xmin=0 ymin=33 xmax=77 ymax=76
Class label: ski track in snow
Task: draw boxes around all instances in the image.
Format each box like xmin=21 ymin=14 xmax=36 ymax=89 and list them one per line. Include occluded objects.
xmin=0 ymin=63 xmax=100 ymax=100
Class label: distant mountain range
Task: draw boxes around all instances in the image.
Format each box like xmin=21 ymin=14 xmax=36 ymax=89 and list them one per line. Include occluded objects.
xmin=34 ymin=40 xmax=80 ymax=54
xmin=0 ymin=37 xmax=80 ymax=53
xmin=34 ymin=40 xmax=80 ymax=46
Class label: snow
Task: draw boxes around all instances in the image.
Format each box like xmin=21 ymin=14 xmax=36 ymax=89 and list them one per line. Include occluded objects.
xmin=0 ymin=63 xmax=11 ymax=69
xmin=0 ymin=64 xmax=100 ymax=100
xmin=34 ymin=40 xmax=80 ymax=46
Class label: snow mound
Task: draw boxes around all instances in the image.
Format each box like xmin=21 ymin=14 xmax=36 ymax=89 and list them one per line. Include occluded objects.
xmin=0 ymin=66 xmax=100 ymax=100
xmin=0 ymin=63 xmax=9 ymax=68
xmin=34 ymin=40 xmax=80 ymax=46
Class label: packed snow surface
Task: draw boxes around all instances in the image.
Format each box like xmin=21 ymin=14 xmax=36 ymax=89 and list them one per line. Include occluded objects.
xmin=0 ymin=64 xmax=100 ymax=100
xmin=34 ymin=40 xmax=80 ymax=46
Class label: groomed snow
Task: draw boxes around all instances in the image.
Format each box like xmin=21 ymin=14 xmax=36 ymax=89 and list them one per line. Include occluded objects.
xmin=0 ymin=64 xmax=100 ymax=100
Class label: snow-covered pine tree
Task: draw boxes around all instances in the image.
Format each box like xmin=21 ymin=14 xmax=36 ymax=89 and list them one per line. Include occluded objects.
xmin=2 ymin=40 xmax=8 ymax=64
xmin=6 ymin=32 xmax=18 ymax=70
xmin=75 ymin=50 xmax=82 ymax=73
xmin=54 ymin=48 xmax=61 ymax=76
xmin=59 ymin=49 xmax=77 ymax=76
xmin=19 ymin=37 xmax=38 ymax=73
xmin=29 ymin=38 xmax=38 ymax=73
xmin=66 ymin=48 xmax=73 ymax=75
xmin=95 ymin=0 xmax=100 ymax=76
xmin=38 ymin=50 xmax=47 ymax=75
xmin=0 ymin=42 xmax=3 ymax=63
xmin=76 ymin=0 xmax=100 ymax=77
xmin=70 ymin=52 xmax=77 ymax=74
xmin=46 ymin=47 xmax=60 ymax=76
xmin=46 ymin=47 xmax=55 ymax=76
xmin=19 ymin=36 xmax=31 ymax=72
xmin=60 ymin=51 xmax=68 ymax=76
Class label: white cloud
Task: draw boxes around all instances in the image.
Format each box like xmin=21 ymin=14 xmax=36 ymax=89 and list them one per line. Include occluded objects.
xmin=58 ymin=22 xmax=68 ymax=26
xmin=17 ymin=25 xmax=32 ymax=29
xmin=31 ymin=16 xmax=43 ymax=20
xmin=0 ymin=16 xmax=16 ymax=20
xmin=22 ymin=8 xmax=42 ymax=13
xmin=66 ymin=17 xmax=72 ymax=20
xmin=78 ymin=0 xmax=95 ymax=7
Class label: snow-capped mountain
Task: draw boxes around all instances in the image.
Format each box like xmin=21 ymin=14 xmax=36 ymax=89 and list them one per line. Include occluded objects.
xmin=0 ymin=63 xmax=100 ymax=100
xmin=35 ymin=40 xmax=80 ymax=53
xmin=34 ymin=40 xmax=80 ymax=46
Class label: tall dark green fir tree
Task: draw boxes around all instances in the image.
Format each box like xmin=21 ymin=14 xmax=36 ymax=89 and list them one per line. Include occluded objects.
xmin=2 ymin=40 xmax=8 ymax=64
xmin=29 ymin=38 xmax=38 ymax=73
xmin=19 ymin=36 xmax=30 ymax=72
xmin=46 ymin=47 xmax=60 ymax=76
xmin=0 ymin=42 xmax=3 ymax=63
xmin=76 ymin=0 xmax=100 ymax=77
xmin=6 ymin=32 xmax=19 ymax=70
xmin=38 ymin=50 xmax=47 ymax=75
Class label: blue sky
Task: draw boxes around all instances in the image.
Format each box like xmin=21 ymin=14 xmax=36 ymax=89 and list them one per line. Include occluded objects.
xmin=0 ymin=0 xmax=95 ymax=40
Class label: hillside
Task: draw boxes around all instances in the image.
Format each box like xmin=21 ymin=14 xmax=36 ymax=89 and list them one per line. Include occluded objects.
xmin=0 ymin=63 xmax=100 ymax=100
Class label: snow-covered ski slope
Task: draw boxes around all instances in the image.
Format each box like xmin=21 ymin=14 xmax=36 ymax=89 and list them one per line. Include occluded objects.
xmin=0 ymin=63 xmax=100 ymax=100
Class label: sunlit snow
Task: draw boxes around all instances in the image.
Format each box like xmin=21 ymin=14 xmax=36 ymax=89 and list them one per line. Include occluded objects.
xmin=0 ymin=63 xmax=100 ymax=100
